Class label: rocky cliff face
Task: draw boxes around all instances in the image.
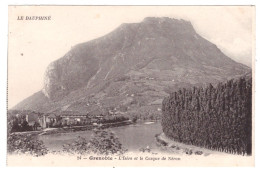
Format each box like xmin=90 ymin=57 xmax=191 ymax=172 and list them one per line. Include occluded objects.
xmin=13 ymin=17 xmax=251 ymax=114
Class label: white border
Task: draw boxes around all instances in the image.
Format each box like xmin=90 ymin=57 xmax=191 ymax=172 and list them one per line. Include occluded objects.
xmin=0 ymin=0 xmax=259 ymax=171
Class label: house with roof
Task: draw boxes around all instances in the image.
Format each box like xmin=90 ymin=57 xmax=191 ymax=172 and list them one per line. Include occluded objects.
xmin=39 ymin=111 xmax=91 ymax=128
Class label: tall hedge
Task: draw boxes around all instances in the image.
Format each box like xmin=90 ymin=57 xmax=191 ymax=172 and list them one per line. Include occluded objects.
xmin=162 ymin=76 xmax=252 ymax=155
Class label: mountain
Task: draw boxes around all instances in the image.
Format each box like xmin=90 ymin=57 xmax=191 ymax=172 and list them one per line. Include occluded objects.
xmin=12 ymin=17 xmax=251 ymax=117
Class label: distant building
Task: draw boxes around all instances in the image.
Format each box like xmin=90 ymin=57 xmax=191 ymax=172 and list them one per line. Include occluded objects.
xmin=39 ymin=113 xmax=57 ymax=128
xmin=39 ymin=111 xmax=90 ymax=128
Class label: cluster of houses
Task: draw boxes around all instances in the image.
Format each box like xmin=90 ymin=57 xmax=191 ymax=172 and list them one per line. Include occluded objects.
xmin=10 ymin=106 xmax=129 ymax=130
xmin=20 ymin=110 xmax=102 ymax=129
xmin=38 ymin=112 xmax=92 ymax=128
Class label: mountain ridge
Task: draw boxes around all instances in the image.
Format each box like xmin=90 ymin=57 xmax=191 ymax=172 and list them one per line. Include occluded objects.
xmin=12 ymin=17 xmax=251 ymax=116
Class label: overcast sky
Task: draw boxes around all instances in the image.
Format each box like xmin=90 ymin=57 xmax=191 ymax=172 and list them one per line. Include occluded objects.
xmin=8 ymin=6 xmax=254 ymax=108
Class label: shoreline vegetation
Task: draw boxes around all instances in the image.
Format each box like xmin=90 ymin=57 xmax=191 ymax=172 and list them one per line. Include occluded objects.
xmin=155 ymin=133 xmax=230 ymax=156
xmin=11 ymin=120 xmax=134 ymax=136
xmin=7 ymin=120 xmax=157 ymax=156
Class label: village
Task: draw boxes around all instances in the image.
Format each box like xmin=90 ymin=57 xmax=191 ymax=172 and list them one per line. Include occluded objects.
xmin=7 ymin=108 xmax=132 ymax=132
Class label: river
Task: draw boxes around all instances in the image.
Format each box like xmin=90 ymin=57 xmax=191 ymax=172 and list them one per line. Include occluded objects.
xmin=38 ymin=121 xmax=162 ymax=152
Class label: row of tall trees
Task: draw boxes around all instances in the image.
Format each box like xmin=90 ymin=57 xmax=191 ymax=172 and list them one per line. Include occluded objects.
xmin=162 ymin=76 xmax=252 ymax=155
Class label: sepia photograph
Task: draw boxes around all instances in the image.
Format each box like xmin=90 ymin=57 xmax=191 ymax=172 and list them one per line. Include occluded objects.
xmin=6 ymin=5 xmax=255 ymax=166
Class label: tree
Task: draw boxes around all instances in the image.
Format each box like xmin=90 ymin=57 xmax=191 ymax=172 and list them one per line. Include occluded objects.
xmin=161 ymin=76 xmax=252 ymax=155
xmin=63 ymin=129 xmax=127 ymax=155
xmin=7 ymin=133 xmax=48 ymax=156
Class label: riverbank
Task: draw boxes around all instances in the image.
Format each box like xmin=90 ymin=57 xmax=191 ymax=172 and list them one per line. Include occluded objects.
xmin=155 ymin=133 xmax=229 ymax=156
xmin=13 ymin=120 xmax=133 ymax=136
xmin=37 ymin=121 xmax=162 ymax=152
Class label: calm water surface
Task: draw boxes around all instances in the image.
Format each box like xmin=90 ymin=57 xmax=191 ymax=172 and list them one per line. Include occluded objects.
xmin=39 ymin=121 xmax=162 ymax=152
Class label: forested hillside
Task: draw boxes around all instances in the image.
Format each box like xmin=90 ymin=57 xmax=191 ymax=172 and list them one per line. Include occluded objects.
xmin=162 ymin=76 xmax=252 ymax=155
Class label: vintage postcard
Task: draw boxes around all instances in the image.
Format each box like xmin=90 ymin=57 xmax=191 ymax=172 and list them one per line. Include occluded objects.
xmin=7 ymin=6 xmax=255 ymax=166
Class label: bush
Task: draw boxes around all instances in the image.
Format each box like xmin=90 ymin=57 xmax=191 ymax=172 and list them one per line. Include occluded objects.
xmin=7 ymin=134 xmax=48 ymax=156
xmin=88 ymin=129 xmax=127 ymax=155
xmin=8 ymin=115 xmax=32 ymax=132
xmin=63 ymin=129 xmax=127 ymax=155
xmin=7 ymin=116 xmax=48 ymax=156
xmin=62 ymin=136 xmax=90 ymax=155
